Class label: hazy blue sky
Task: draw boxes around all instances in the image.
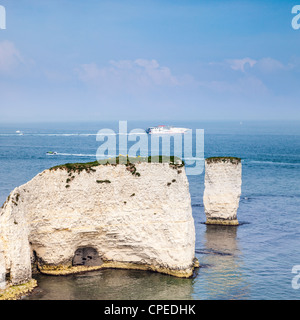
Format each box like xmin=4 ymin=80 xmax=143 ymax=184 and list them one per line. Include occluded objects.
xmin=0 ymin=0 xmax=299 ymax=122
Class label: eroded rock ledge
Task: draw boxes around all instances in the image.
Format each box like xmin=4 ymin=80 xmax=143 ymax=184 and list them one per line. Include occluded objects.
xmin=0 ymin=156 xmax=196 ymax=297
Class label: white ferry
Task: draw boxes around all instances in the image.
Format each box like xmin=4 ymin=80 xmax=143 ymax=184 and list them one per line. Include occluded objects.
xmin=146 ymin=125 xmax=190 ymax=134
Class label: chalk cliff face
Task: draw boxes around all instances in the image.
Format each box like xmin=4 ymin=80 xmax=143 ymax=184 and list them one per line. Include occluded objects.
xmin=0 ymin=240 xmax=6 ymax=290
xmin=0 ymin=192 xmax=32 ymax=286
xmin=0 ymin=160 xmax=196 ymax=287
xmin=203 ymin=157 xmax=242 ymax=225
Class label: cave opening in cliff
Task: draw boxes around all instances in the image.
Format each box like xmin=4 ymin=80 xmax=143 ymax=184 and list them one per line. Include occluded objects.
xmin=5 ymin=271 xmax=10 ymax=282
xmin=72 ymin=247 xmax=103 ymax=267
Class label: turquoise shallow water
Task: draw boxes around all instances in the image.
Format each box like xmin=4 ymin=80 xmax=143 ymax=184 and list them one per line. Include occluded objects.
xmin=1 ymin=121 xmax=300 ymax=300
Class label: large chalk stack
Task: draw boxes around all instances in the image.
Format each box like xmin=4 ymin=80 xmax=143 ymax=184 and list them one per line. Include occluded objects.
xmin=0 ymin=157 xmax=196 ymax=296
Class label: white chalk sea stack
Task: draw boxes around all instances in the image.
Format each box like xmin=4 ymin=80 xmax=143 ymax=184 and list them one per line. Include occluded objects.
xmin=203 ymin=157 xmax=242 ymax=226
xmin=0 ymin=156 xmax=197 ymax=296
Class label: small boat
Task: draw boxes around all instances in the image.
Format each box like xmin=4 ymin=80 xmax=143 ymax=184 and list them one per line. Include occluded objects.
xmin=46 ymin=151 xmax=58 ymax=155
xmin=146 ymin=125 xmax=190 ymax=134
xmin=16 ymin=130 xmax=24 ymax=135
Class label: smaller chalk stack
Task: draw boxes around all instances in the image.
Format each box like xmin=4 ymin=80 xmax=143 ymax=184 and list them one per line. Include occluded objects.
xmin=203 ymin=157 xmax=242 ymax=226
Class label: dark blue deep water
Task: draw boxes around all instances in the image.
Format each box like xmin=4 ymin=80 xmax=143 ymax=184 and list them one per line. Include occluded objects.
xmin=1 ymin=121 xmax=300 ymax=300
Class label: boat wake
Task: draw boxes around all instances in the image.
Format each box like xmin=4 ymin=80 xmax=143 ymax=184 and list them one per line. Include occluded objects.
xmin=47 ymin=152 xmax=96 ymax=157
xmin=246 ymin=160 xmax=300 ymax=166
xmin=0 ymin=132 xmax=148 ymax=137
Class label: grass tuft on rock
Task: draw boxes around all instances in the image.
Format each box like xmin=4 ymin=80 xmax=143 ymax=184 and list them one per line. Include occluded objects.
xmin=96 ymin=180 xmax=111 ymax=184
xmin=49 ymin=155 xmax=184 ymax=173
xmin=206 ymin=157 xmax=241 ymax=165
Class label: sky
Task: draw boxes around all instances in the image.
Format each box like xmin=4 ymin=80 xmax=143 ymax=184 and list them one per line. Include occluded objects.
xmin=0 ymin=0 xmax=300 ymax=122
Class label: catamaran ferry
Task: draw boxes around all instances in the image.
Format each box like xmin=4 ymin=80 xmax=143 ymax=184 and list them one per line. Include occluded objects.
xmin=146 ymin=125 xmax=190 ymax=134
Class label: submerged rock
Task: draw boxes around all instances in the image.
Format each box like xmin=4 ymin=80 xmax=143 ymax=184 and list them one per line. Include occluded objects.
xmin=203 ymin=157 xmax=242 ymax=226
xmin=0 ymin=158 xmax=196 ymax=293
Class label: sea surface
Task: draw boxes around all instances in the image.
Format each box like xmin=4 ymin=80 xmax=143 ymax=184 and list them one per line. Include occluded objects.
xmin=1 ymin=120 xmax=300 ymax=300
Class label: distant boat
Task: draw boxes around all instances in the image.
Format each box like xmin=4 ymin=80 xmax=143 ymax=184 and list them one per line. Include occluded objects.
xmin=146 ymin=125 xmax=190 ymax=134
xmin=16 ymin=130 xmax=24 ymax=135
xmin=46 ymin=151 xmax=58 ymax=155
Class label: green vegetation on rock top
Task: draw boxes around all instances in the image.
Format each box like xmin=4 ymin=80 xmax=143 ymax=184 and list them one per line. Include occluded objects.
xmin=205 ymin=156 xmax=241 ymax=164
xmin=49 ymin=155 xmax=184 ymax=173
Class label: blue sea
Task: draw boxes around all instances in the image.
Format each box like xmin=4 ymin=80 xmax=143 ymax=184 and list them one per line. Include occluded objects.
xmin=1 ymin=120 xmax=300 ymax=300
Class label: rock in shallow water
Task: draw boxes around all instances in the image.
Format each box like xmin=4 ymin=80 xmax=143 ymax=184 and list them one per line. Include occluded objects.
xmin=203 ymin=157 xmax=242 ymax=226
